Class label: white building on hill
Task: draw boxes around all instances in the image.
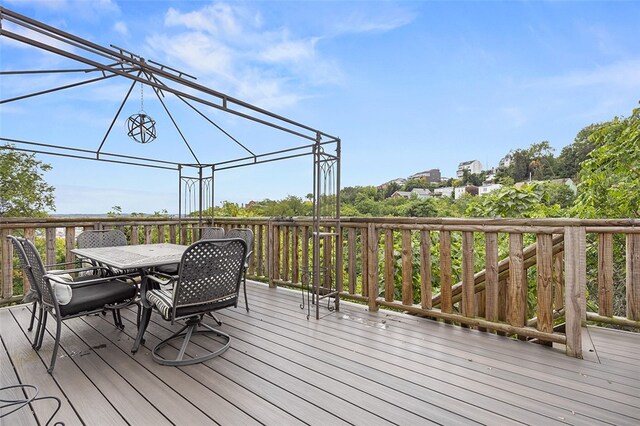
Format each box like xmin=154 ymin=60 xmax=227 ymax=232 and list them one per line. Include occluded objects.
xmin=456 ymin=160 xmax=483 ymax=178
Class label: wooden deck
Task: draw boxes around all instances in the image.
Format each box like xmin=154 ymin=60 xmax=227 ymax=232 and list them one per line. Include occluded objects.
xmin=1 ymin=282 xmax=639 ymax=425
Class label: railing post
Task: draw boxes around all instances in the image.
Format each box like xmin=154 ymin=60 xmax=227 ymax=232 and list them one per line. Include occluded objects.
xmin=537 ymin=233 xmax=554 ymax=346
xmin=401 ymin=229 xmax=413 ymax=306
xmin=45 ymin=227 xmax=56 ymax=266
xmin=461 ymin=231 xmax=475 ymax=318
xmin=65 ymin=226 xmax=75 ymax=267
xmin=598 ymin=233 xmax=613 ymax=317
xmin=485 ymin=232 xmax=499 ymax=324
xmin=626 ymin=233 xmax=640 ymax=321
xmin=1 ymin=228 xmax=12 ymax=301
xmin=508 ymin=233 xmax=526 ymax=329
xmin=419 ymin=230 xmax=432 ymax=310
xmin=267 ymin=220 xmax=275 ymax=288
xmin=564 ymin=226 xmax=586 ymax=358
xmin=367 ymin=223 xmax=379 ymax=312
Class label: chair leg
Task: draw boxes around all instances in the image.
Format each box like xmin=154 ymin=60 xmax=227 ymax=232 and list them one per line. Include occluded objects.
xmin=131 ymin=306 xmax=152 ymax=353
xmin=206 ymin=312 xmax=222 ymax=326
xmin=111 ymin=309 xmax=122 ymax=329
xmin=32 ymin=305 xmax=44 ymax=349
xmin=243 ymin=274 xmax=249 ymax=312
xmin=116 ymin=309 xmax=124 ymax=330
xmin=35 ymin=310 xmax=48 ymax=350
xmin=136 ymin=301 xmax=142 ymax=328
xmin=151 ymin=317 xmax=231 ymax=366
xmin=47 ymin=317 xmax=62 ymax=374
xmin=28 ymin=301 xmax=37 ymax=331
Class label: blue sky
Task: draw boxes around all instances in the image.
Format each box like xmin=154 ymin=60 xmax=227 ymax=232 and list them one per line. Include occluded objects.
xmin=2 ymin=0 xmax=640 ymax=214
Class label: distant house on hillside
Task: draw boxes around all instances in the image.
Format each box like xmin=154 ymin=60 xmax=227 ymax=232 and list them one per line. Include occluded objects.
xmin=484 ymin=168 xmax=497 ymax=183
xmin=433 ymin=186 xmax=454 ymax=198
xmin=377 ymin=177 xmax=406 ymax=190
xmin=391 ymin=188 xmax=433 ymax=199
xmin=408 ymin=169 xmax=441 ymax=183
xmin=551 ymin=178 xmax=577 ymax=194
xmin=455 ymin=185 xmax=479 ymax=199
xmin=499 ymin=152 xmax=513 ymax=169
xmin=456 ymin=160 xmax=482 ymax=178
xmin=479 ymin=183 xmax=503 ymax=196
xmin=514 ymin=178 xmax=577 ymax=194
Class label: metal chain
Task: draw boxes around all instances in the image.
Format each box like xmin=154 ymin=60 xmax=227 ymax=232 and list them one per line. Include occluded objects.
xmin=140 ymin=81 xmax=144 ymax=112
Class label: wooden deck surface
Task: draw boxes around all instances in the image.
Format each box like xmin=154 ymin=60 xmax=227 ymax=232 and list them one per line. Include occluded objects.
xmin=1 ymin=282 xmax=639 ymax=425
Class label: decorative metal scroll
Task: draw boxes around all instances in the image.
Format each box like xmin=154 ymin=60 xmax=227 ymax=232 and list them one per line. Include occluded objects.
xmin=179 ymin=165 xmax=214 ymax=231
xmin=301 ymin=138 xmax=341 ymax=319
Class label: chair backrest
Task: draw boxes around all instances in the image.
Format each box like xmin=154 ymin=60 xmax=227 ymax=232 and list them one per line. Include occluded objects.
xmin=225 ymin=228 xmax=254 ymax=261
xmin=198 ymin=227 xmax=225 ymax=240
xmin=7 ymin=235 xmax=40 ymax=299
xmin=77 ymin=229 xmax=128 ymax=248
xmin=19 ymin=237 xmax=55 ymax=306
xmin=173 ymin=239 xmax=246 ymax=315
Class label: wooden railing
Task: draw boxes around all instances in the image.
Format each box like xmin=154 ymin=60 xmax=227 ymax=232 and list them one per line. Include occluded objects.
xmin=2 ymin=216 xmax=639 ymax=358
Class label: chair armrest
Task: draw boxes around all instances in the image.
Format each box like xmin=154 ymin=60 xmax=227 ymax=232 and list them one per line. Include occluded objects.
xmin=45 ymin=260 xmax=91 ymax=269
xmin=48 ymin=265 xmax=110 ymax=275
xmin=45 ymin=272 xmax=137 ymax=287
xmin=146 ymin=274 xmax=175 ymax=287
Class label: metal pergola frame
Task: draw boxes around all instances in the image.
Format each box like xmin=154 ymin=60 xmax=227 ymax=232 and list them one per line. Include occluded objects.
xmin=0 ymin=7 xmax=341 ymax=318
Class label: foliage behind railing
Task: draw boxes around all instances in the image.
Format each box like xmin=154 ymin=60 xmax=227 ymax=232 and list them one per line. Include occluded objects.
xmin=2 ymin=216 xmax=639 ymax=358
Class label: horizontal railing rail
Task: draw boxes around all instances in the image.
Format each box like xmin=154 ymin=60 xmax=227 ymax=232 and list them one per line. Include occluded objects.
xmin=2 ymin=216 xmax=639 ymax=358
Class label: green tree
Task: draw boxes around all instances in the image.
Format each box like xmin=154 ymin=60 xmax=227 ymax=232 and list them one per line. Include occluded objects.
xmin=402 ymin=198 xmax=437 ymax=217
xmin=381 ymin=181 xmax=401 ymax=199
xmin=528 ymin=141 xmax=556 ymax=180
xmin=0 ymin=145 xmax=55 ymax=217
xmin=556 ymin=124 xmax=599 ymax=179
xmin=403 ymin=178 xmax=426 ymax=191
xmin=467 ymin=181 xmax=574 ymax=219
xmin=574 ymin=106 xmax=640 ymax=218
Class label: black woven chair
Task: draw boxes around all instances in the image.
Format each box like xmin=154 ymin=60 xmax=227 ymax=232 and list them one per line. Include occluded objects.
xmin=198 ymin=226 xmax=225 ymax=240
xmin=154 ymin=227 xmax=226 ymax=276
xmin=77 ymin=229 xmax=128 ymax=249
xmin=76 ymin=229 xmax=133 ymax=275
xmin=11 ymin=236 xmax=137 ymax=373
xmin=134 ymin=238 xmax=246 ymax=366
xmin=225 ymin=228 xmax=254 ymax=312
xmin=8 ymin=236 xmax=99 ymax=343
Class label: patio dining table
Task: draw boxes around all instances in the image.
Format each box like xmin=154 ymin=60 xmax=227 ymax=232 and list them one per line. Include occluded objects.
xmin=71 ymin=243 xmax=186 ymax=272
xmin=71 ymin=243 xmax=187 ymax=352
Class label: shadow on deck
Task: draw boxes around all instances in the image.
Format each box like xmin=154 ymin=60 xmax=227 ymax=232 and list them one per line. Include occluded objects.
xmin=1 ymin=282 xmax=639 ymax=425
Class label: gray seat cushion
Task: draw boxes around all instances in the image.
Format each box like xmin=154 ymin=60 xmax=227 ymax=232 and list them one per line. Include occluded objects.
xmin=59 ymin=279 xmax=137 ymax=316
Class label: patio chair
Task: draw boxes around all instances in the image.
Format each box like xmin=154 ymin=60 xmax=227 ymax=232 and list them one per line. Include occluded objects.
xmin=76 ymin=229 xmax=131 ymax=275
xmin=8 ymin=235 xmax=97 ymax=343
xmin=225 ymin=228 xmax=254 ymax=312
xmin=154 ymin=227 xmax=226 ymax=275
xmin=198 ymin=226 xmax=225 ymax=240
xmin=134 ymin=238 xmax=246 ymax=366
xmin=11 ymin=236 xmax=137 ymax=373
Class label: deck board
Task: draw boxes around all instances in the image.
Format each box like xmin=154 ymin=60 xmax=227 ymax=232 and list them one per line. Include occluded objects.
xmin=2 ymin=282 xmax=639 ymax=426
xmin=235 ymin=291 xmax=638 ymax=425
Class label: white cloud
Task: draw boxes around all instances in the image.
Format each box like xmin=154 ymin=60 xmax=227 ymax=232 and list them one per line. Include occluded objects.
xmin=533 ymin=59 xmax=640 ymax=90
xmin=332 ymin=8 xmax=415 ymax=35
xmin=259 ymin=37 xmax=318 ymax=63
xmin=164 ymin=3 xmax=244 ymax=36
xmin=146 ymin=2 xmax=344 ymax=110
xmin=113 ymin=21 xmax=128 ymax=36
xmin=0 ymin=19 xmax=76 ymax=53
xmin=4 ymin=0 xmax=120 ymax=14
xmin=3 ymin=0 xmax=68 ymax=10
